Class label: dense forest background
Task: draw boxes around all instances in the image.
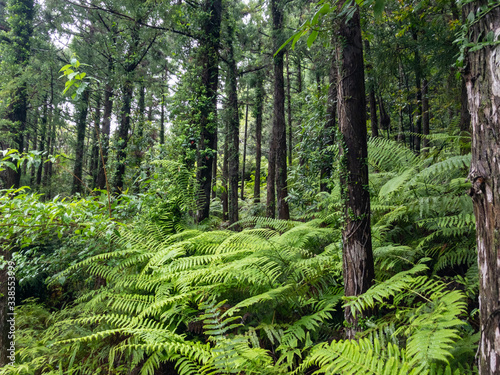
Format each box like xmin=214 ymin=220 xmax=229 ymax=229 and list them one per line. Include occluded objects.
xmin=0 ymin=0 xmax=499 ymax=374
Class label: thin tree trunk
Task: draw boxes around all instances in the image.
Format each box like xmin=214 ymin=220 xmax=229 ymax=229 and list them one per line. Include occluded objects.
xmin=36 ymin=102 xmax=48 ymax=186
xmin=286 ymin=50 xmax=292 ymax=166
xmin=72 ymin=90 xmax=90 ymax=195
xmin=465 ymin=3 xmax=500 ymax=373
xmin=241 ymin=92 xmax=248 ymax=201
xmin=336 ymin=2 xmax=374 ymax=340
xmin=421 ymin=78 xmax=429 ymax=152
xmin=254 ymin=71 xmax=264 ymax=204
xmin=227 ymin=27 xmax=239 ymax=227
xmin=90 ymin=93 xmax=101 ymax=189
xmin=413 ymin=37 xmax=422 ymax=154
xmin=113 ymin=79 xmax=133 ymax=193
xmin=97 ymin=75 xmax=113 ymax=191
xmin=459 ymin=77 xmax=471 ymax=154
xmin=222 ymin=121 xmax=228 ymax=221
xmin=320 ymin=51 xmax=337 ymax=193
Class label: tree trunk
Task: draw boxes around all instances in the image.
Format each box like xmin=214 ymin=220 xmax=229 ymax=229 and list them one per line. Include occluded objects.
xmin=113 ymin=79 xmax=133 ymax=193
xmin=286 ymin=50 xmax=292 ymax=166
xmin=254 ymin=70 xmax=264 ymax=204
xmin=320 ymin=52 xmax=337 ymax=193
xmin=459 ymin=76 xmax=471 ymax=155
xmin=241 ymin=92 xmax=248 ymax=201
xmin=222 ymin=120 xmax=228 ymax=221
xmin=365 ymin=40 xmax=378 ymax=138
xmin=336 ymin=3 xmax=374 ymax=339
xmin=465 ymin=3 xmax=500 ymax=374
xmin=421 ymin=78 xmax=429 ymax=152
xmin=97 ymin=82 xmax=113 ymax=191
xmin=226 ymin=26 xmax=239 ymax=227
xmin=195 ymin=0 xmax=222 ymax=222
xmin=90 ymin=93 xmax=101 ymax=189
xmin=72 ymin=90 xmax=90 ymax=195
xmin=271 ymin=0 xmax=289 ymax=220
xmin=413 ymin=32 xmax=422 ymax=154
xmin=3 ymin=0 xmax=34 ymax=189
xmin=36 ymin=101 xmax=48 ymax=186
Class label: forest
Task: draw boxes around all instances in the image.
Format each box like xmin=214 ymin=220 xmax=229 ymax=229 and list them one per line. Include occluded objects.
xmin=0 ymin=0 xmax=499 ymax=373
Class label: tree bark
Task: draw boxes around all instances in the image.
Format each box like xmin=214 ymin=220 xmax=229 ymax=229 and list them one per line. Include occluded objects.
xmin=270 ymin=0 xmax=289 ymax=220
xmin=465 ymin=3 xmax=500 ymax=374
xmin=336 ymin=3 xmax=374 ymax=339
xmin=320 ymin=52 xmax=337 ymax=193
xmin=72 ymin=90 xmax=90 ymax=195
xmin=113 ymin=79 xmax=133 ymax=193
xmin=226 ymin=25 xmax=239 ymax=227
xmin=254 ymin=70 xmax=264 ymax=204
xmin=286 ymin=50 xmax=292 ymax=166
xmin=459 ymin=76 xmax=471 ymax=155
xmin=90 ymin=93 xmax=101 ymax=189
xmin=195 ymin=0 xmax=222 ymax=222
xmin=96 ymin=81 xmax=113 ymax=191
xmin=2 ymin=0 xmax=34 ymax=189
xmin=421 ymin=78 xmax=429 ymax=152
xmin=241 ymin=92 xmax=248 ymax=201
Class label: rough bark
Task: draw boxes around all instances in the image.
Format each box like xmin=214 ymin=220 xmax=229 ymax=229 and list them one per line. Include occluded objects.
xmin=0 ymin=245 xmax=13 ymax=366
xmin=465 ymin=2 xmax=500 ymax=373
xmin=195 ymin=0 xmax=222 ymax=222
xmin=286 ymin=50 xmax=292 ymax=166
xmin=90 ymin=93 xmax=101 ymax=188
xmin=422 ymin=78 xmax=429 ymax=151
xmin=254 ymin=70 xmax=264 ymax=204
xmin=413 ymin=33 xmax=422 ymax=154
xmin=36 ymin=101 xmax=48 ymax=186
xmin=270 ymin=0 xmax=289 ymax=220
xmin=336 ymin=3 xmax=374 ymax=339
xmin=241 ymin=95 xmax=248 ymax=201
xmin=2 ymin=0 xmax=34 ymax=189
xmin=320 ymin=52 xmax=337 ymax=193
xmin=365 ymin=40 xmax=378 ymax=138
xmin=226 ymin=27 xmax=239 ymax=227
xmin=460 ymin=76 xmax=471 ymax=154
xmin=96 ymin=81 xmax=113 ymax=190
xmin=72 ymin=90 xmax=90 ymax=195
xmin=113 ymin=79 xmax=133 ymax=193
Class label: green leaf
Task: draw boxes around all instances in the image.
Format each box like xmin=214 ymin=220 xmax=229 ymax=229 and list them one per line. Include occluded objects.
xmin=307 ymin=30 xmax=318 ymax=48
xmin=59 ymin=64 xmax=72 ymax=72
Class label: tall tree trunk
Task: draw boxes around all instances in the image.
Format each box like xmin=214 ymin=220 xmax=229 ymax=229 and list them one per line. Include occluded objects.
xmin=459 ymin=76 xmax=471 ymax=154
xmin=226 ymin=25 xmax=239 ymax=227
xmin=286 ymin=50 xmax=293 ymax=166
xmin=421 ymin=78 xmax=429 ymax=152
xmin=90 ymin=93 xmax=101 ymax=189
xmin=134 ymin=83 xmax=146 ymax=172
xmin=241 ymin=92 xmax=248 ymax=201
xmin=72 ymin=90 xmax=90 ymax=195
xmin=113 ymin=79 xmax=133 ymax=193
xmin=465 ymin=3 xmax=500 ymax=374
xmin=36 ymin=101 xmax=48 ymax=186
xmin=413 ymin=31 xmax=422 ymax=154
xmin=222 ymin=121 xmax=229 ymax=221
xmin=365 ymin=40 xmax=378 ymax=138
xmin=195 ymin=0 xmax=222 ymax=222
xmin=254 ymin=70 xmax=264 ymax=204
xmin=97 ymin=81 xmax=113 ymax=190
xmin=2 ymin=0 xmax=34 ymax=189
xmin=270 ymin=0 xmax=289 ymax=220
xmin=336 ymin=3 xmax=374 ymax=339
xmin=320 ymin=52 xmax=337 ymax=193
xmin=378 ymin=96 xmax=390 ymax=139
